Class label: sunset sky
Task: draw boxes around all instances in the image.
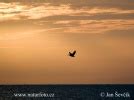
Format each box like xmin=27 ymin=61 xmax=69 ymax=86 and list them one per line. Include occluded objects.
xmin=0 ymin=0 xmax=134 ymax=84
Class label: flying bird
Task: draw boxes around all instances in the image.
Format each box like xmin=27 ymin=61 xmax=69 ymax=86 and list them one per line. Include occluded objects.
xmin=69 ymin=50 xmax=76 ymax=57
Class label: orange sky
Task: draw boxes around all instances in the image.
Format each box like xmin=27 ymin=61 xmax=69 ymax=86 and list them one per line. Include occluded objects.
xmin=0 ymin=0 xmax=134 ymax=84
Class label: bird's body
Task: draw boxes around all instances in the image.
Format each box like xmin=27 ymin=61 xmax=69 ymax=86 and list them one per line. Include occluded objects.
xmin=69 ymin=50 xmax=76 ymax=57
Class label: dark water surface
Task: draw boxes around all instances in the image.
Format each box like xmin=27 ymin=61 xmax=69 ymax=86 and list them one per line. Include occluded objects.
xmin=0 ymin=85 xmax=134 ymax=100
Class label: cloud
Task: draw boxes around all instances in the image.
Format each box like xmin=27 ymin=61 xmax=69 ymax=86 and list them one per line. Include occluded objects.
xmin=1 ymin=0 xmax=134 ymax=10
xmin=0 ymin=2 xmax=134 ymax=21
xmin=63 ymin=20 xmax=134 ymax=34
xmin=34 ymin=19 xmax=134 ymax=34
xmin=0 ymin=1 xmax=134 ymax=38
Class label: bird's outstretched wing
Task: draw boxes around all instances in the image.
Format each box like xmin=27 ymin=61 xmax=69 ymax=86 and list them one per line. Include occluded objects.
xmin=72 ymin=50 xmax=76 ymax=55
